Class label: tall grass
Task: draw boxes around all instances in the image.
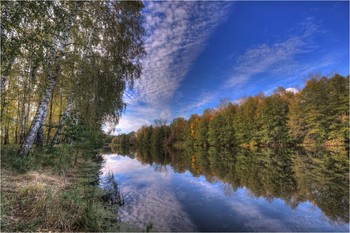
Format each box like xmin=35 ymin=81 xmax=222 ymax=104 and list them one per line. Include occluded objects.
xmin=1 ymin=144 xmax=135 ymax=232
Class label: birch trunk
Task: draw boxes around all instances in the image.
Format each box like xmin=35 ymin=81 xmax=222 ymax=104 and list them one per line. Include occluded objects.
xmin=51 ymin=99 xmax=73 ymax=145
xmin=0 ymin=58 xmax=15 ymax=94
xmin=35 ymin=103 xmax=49 ymax=147
xmin=4 ymin=100 xmax=10 ymax=144
xmin=19 ymin=76 xmax=56 ymax=155
xmin=46 ymin=92 xmax=54 ymax=143
xmin=18 ymin=13 xmax=73 ymax=156
xmin=20 ymin=75 xmax=29 ymax=144
xmin=23 ymin=80 xmax=31 ymax=143
xmin=15 ymin=86 xmax=21 ymax=144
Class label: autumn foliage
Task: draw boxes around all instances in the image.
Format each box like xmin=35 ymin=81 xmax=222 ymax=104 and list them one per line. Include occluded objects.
xmin=135 ymin=74 xmax=349 ymax=148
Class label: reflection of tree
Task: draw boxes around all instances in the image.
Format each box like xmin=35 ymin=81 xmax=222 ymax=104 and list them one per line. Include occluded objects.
xmin=100 ymin=147 xmax=113 ymax=154
xmin=220 ymin=182 xmax=236 ymax=196
xmin=292 ymin=147 xmax=349 ymax=223
xmin=113 ymin=146 xmax=349 ymax=224
xmin=153 ymin=164 xmax=168 ymax=173
xmin=150 ymin=146 xmax=168 ymax=165
xmin=166 ymin=147 xmax=192 ymax=174
xmin=136 ymin=147 xmax=153 ymax=165
xmin=111 ymin=145 xmax=132 ymax=156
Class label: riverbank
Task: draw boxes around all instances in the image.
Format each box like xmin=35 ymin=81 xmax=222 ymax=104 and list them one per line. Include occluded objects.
xmin=168 ymin=140 xmax=348 ymax=150
xmin=0 ymin=145 xmax=136 ymax=232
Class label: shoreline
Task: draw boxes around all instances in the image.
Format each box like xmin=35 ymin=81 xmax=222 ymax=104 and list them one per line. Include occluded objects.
xmin=0 ymin=144 xmax=136 ymax=232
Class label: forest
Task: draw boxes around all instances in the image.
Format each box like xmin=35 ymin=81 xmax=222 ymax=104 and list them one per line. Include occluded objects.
xmin=112 ymin=74 xmax=349 ymax=149
xmin=1 ymin=1 xmax=145 ymax=231
xmin=1 ymin=0 xmax=349 ymax=231
xmin=1 ymin=1 xmax=144 ymax=155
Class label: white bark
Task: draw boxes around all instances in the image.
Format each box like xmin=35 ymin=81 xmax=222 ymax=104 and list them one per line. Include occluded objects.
xmin=51 ymin=99 xmax=73 ymax=145
xmin=23 ymin=80 xmax=32 ymax=143
xmin=19 ymin=12 xmax=73 ymax=156
xmin=35 ymin=103 xmax=49 ymax=147
xmin=19 ymin=85 xmax=26 ymax=144
xmin=0 ymin=58 xmax=15 ymax=94
xmin=46 ymin=92 xmax=54 ymax=143
xmin=19 ymin=77 xmax=56 ymax=155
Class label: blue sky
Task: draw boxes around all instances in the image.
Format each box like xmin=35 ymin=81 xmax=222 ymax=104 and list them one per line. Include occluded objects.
xmin=110 ymin=1 xmax=349 ymax=134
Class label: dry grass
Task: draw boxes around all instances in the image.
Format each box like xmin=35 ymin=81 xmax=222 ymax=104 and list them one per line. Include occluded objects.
xmin=0 ymin=145 xmax=121 ymax=232
xmin=3 ymin=171 xmax=68 ymax=190
xmin=1 ymin=144 xmax=142 ymax=232
xmin=1 ymin=170 xmax=82 ymax=231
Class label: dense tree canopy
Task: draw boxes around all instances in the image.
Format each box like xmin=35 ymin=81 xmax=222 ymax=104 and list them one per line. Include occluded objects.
xmin=133 ymin=74 xmax=349 ymax=149
xmin=1 ymin=1 xmax=145 ymax=156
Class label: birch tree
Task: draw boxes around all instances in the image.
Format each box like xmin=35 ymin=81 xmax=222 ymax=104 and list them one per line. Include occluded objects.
xmin=18 ymin=2 xmax=77 ymax=156
xmin=1 ymin=1 xmax=145 ymax=155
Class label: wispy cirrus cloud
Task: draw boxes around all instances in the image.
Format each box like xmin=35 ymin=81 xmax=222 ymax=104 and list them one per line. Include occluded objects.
xmin=226 ymin=17 xmax=323 ymax=88
xmin=137 ymin=1 xmax=231 ymax=105
xmin=179 ymin=17 xmax=339 ymax=114
xmin=114 ymin=5 xmax=345 ymax=134
xmin=101 ymin=155 xmax=196 ymax=231
xmin=115 ymin=1 xmax=232 ymax=133
xmin=182 ymin=30 xmax=315 ymax=112
xmin=177 ymin=90 xmax=219 ymax=118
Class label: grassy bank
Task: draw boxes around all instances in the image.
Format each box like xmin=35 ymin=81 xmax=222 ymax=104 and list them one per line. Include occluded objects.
xmin=0 ymin=144 xmax=136 ymax=232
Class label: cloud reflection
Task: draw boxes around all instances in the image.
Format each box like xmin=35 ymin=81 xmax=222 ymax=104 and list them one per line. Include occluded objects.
xmin=101 ymin=153 xmax=348 ymax=232
xmin=102 ymin=154 xmax=196 ymax=231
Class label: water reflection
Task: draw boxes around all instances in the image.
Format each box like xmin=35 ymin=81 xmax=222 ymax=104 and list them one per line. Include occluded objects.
xmin=103 ymin=146 xmax=349 ymax=231
xmin=136 ymin=146 xmax=349 ymax=223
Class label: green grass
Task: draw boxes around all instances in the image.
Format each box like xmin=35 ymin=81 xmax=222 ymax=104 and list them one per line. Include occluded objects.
xmin=1 ymin=144 xmax=140 ymax=232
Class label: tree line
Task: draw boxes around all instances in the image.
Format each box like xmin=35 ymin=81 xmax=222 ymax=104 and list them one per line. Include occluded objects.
xmin=111 ymin=131 xmax=136 ymax=147
xmin=120 ymin=74 xmax=348 ymax=148
xmin=1 ymin=1 xmax=145 ymax=156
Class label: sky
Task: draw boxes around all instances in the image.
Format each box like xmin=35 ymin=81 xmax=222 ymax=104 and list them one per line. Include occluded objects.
xmin=111 ymin=0 xmax=349 ymax=135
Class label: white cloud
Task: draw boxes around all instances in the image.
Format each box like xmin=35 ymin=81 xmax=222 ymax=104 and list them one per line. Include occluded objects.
xmin=286 ymin=87 xmax=299 ymax=93
xmin=141 ymin=2 xmax=230 ymax=102
xmin=118 ymin=2 xmax=232 ymax=131
xmin=113 ymin=114 xmax=152 ymax=134
xmin=226 ymin=17 xmax=321 ymax=88
xmin=178 ymin=91 xmax=218 ymax=117
xmin=114 ymin=8 xmax=337 ymax=134
xmin=113 ymin=105 xmax=173 ymax=134
xmin=101 ymin=154 xmax=197 ymax=231
xmin=177 ymin=17 xmax=336 ymax=114
xmin=227 ymin=38 xmax=307 ymax=88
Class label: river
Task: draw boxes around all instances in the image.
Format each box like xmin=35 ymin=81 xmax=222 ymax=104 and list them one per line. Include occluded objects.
xmin=100 ymin=146 xmax=349 ymax=232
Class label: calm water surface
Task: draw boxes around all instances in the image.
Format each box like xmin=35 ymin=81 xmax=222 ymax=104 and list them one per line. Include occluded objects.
xmin=100 ymin=147 xmax=349 ymax=232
